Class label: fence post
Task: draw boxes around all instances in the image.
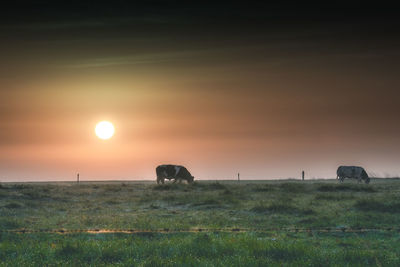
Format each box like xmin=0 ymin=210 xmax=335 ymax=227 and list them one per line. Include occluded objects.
xmin=302 ymin=170 xmax=304 ymax=181
xmin=77 ymin=173 xmax=80 ymax=183
xmin=238 ymin=172 xmax=240 ymax=183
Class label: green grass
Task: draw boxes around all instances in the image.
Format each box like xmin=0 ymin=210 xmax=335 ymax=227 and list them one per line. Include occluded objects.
xmin=355 ymin=199 xmax=400 ymax=213
xmin=1 ymin=179 xmax=400 ymax=265
xmin=0 ymin=232 xmax=399 ymax=266
xmin=317 ymin=184 xmax=377 ymax=193
xmin=251 ymin=202 xmax=314 ymax=215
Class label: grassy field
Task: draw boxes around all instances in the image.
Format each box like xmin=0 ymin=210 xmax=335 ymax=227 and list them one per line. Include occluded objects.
xmin=1 ymin=179 xmax=400 ymax=266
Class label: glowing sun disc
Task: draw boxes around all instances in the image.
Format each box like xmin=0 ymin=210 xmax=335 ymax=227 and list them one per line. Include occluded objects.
xmin=95 ymin=121 xmax=115 ymax=140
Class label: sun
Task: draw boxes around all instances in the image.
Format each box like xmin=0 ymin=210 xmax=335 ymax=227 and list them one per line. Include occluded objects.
xmin=95 ymin=121 xmax=115 ymax=140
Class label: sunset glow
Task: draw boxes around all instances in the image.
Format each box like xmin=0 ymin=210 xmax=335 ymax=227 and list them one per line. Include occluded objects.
xmin=0 ymin=3 xmax=399 ymax=181
xmin=95 ymin=121 xmax=115 ymax=140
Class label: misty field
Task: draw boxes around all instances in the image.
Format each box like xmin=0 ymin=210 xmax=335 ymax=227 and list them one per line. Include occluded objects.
xmin=1 ymin=179 xmax=400 ymax=266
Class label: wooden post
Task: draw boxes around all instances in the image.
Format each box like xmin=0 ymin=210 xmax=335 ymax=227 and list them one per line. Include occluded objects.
xmin=77 ymin=173 xmax=80 ymax=183
xmin=302 ymin=170 xmax=305 ymax=181
xmin=238 ymin=172 xmax=240 ymax=183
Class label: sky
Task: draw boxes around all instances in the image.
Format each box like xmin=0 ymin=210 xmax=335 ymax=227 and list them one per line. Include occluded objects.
xmin=0 ymin=3 xmax=399 ymax=181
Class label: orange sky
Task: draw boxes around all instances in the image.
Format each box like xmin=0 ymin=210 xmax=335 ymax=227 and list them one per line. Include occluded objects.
xmin=1 ymin=4 xmax=399 ymax=181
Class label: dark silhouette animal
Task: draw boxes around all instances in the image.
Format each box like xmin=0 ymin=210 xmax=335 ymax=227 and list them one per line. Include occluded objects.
xmin=336 ymin=166 xmax=370 ymax=184
xmin=156 ymin=164 xmax=194 ymax=184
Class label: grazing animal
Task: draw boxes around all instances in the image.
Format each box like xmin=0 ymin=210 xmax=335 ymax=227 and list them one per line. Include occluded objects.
xmin=156 ymin=164 xmax=194 ymax=184
xmin=336 ymin=166 xmax=370 ymax=184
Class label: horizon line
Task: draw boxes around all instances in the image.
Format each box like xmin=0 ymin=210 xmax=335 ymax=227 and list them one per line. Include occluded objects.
xmin=2 ymin=177 xmax=400 ymax=183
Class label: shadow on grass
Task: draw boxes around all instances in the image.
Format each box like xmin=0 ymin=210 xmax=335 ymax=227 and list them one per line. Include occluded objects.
xmin=251 ymin=202 xmax=314 ymax=215
xmin=102 ymin=185 xmax=122 ymax=193
xmin=11 ymin=184 xmax=33 ymax=190
xmin=355 ymin=199 xmax=400 ymax=213
xmin=56 ymin=242 xmax=81 ymax=258
xmin=252 ymin=184 xmax=276 ymax=192
xmin=0 ymin=219 xmax=21 ymax=229
xmin=23 ymin=191 xmax=51 ymax=200
xmin=318 ymin=184 xmax=376 ymax=193
xmin=279 ymin=183 xmax=308 ymax=193
xmin=192 ymin=182 xmax=227 ymax=190
xmin=253 ymin=243 xmax=308 ymax=261
xmin=153 ymin=182 xmax=228 ymax=192
xmin=191 ymin=198 xmax=224 ymax=209
xmin=4 ymin=202 xmax=24 ymax=209
xmin=314 ymin=193 xmax=355 ymax=201
xmin=297 ymin=215 xmax=332 ymax=227
xmin=55 ymin=242 xmax=123 ymax=264
xmin=153 ymin=184 xmax=188 ymax=191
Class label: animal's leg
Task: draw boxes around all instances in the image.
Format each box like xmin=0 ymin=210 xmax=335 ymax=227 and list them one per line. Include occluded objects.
xmin=173 ymin=178 xmax=177 ymax=183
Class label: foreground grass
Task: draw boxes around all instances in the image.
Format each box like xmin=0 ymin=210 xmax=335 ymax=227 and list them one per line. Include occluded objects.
xmin=1 ymin=179 xmax=400 ymax=230
xmin=1 ymin=179 xmax=400 ymax=265
xmin=1 ymin=231 xmax=399 ymax=266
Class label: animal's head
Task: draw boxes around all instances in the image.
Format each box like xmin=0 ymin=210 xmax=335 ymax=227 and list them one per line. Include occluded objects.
xmin=361 ymin=170 xmax=369 ymax=179
xmin=188 ymin=176 xmax=194 ymax=183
